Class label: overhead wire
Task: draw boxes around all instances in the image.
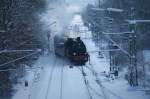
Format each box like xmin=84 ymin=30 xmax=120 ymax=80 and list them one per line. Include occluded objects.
xmin=0 ymin=50 xmax=41 ymax=67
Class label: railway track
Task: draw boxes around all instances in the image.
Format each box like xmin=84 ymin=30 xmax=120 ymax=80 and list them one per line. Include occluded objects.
xmin=84 ymin=63 xmax=124 ymax=99
xmin=45 ymin=57 xmax=58 ymax=99
xmin=44 ymin=56 xmax=123 ymax=99
xmin=60 ymin=59 xmax=65 ymax=99
xmin=79 ymin=66 xmax=93 ymax=99
xmin=88 ymin=64 xmax=108 ymax=99
xmin=45 ymin=57 xmax=65 ymax=99
xmin=78 ymin=65 xmax=109 ymax=99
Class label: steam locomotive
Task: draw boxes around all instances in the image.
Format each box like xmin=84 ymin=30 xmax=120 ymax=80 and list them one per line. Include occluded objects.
xmin=54 ymin=34 xmax=89 ymax=65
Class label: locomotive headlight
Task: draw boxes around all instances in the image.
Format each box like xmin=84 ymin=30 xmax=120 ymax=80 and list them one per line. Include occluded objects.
xmin=73 ymin=52 xmax=76 ymax=56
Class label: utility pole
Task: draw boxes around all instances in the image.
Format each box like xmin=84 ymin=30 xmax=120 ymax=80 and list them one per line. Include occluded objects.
xmin=47 ymin=31 xmax=51 ymax=54
xmin=107 ymin=17 xmax=114 ymax=72
xmin=47 ymin=21 xmax=56 ymax=54
xmin=129 ymin=6 xmax=138 ymax=86
xmin=90 ymin=3 xmax=138 ymax=83
xmin=98 ymin=0 xmax=101 ymax=8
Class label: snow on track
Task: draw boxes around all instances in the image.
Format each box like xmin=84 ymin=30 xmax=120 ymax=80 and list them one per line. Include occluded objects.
xmin=30 ymin=55 xmax=57 ymax=99
xmin=61 ymin=63 xmax=90 ymax=99
xmin=46 ymin=58 xmax=64 ymax=99
xmin=13 ymin=13 xmax=149 ymax=99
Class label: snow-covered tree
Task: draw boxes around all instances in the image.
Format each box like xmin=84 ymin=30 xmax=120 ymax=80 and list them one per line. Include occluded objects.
xmin=0 ymin=0 xmax=47 ymax=98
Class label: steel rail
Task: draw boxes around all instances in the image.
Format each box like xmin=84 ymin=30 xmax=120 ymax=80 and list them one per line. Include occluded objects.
xmin=77 ymin=66 xmax=93 ymax=99
xmin=60 ymin=59 xmax=65 ymax=99
xmin=45 ymin=57 xmax=57 ymax=99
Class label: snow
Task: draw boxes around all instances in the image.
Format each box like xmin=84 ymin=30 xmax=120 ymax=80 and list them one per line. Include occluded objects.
xmin=107 ymin=8 xmax=123 ymax=12
xmin=0 ymin=30 xmax=6 ymax=33
xmin=126 ymin=20 xmax=150 ymax=24
xmin=143 ymin=50 xmax=150 ymax=62
xmin=102 ymin=31 xmax=134 ymax=35
xmin=0 ymin=49 xmax=41 ymax=54
xmin=91 ymin=7 xmax=105 ymax=11
xmin=12 ymin=8 xmax=149 ymax=99
xmin=91 ymin=7 xmax=123 ymax=12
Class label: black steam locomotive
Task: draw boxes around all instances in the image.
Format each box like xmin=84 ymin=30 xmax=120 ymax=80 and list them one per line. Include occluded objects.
xmin=54 ymin=34 xmax=89 ymax=65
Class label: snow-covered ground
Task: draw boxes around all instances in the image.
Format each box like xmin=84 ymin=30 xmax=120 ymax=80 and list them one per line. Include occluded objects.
xmin=12 ymin=10 xmax=149 ymax=99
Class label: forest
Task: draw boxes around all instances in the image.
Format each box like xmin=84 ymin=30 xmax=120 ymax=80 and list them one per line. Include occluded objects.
xmin=0 ymin=0 xmax=47 ymax=98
